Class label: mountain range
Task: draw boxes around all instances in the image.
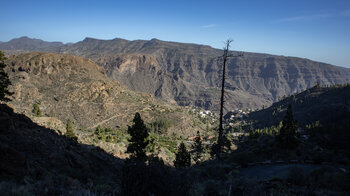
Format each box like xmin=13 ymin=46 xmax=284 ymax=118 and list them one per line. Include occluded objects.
xmin=1 ymin=36 xmax=350 ymax=112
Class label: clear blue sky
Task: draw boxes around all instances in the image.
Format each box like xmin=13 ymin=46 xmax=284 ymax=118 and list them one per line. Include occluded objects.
xmin=1 ymin=0 xmax=350 ymax=67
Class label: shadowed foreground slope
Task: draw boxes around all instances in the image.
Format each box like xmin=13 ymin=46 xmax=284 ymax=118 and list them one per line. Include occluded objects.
xmin=0 ymin=104 xmax=122 ymax=195
xmin=1 ymin=102 xmax=350 ymax=195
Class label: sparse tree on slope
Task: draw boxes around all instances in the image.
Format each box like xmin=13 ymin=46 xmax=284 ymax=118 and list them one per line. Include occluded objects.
xmin=32 ymin=103 xmax=42 ymax=117
xmin=174 ymin=142 xmax=191 ymax=169
xmin=127 ymin=112 xmax=149 ymax=161
xmin=0 ymin=51 xmax=13 ymax=102
xmin=65 ymin=119 xmax=78 ymax=141
xmin=192 ymin=131 xmax=203 ymax=164
xmin=277 ymin=104 xmax=298 ymax=148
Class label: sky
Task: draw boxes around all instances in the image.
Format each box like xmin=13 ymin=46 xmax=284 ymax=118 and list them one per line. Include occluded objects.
xmin=1 ymin=0 xmax=350 ymax=67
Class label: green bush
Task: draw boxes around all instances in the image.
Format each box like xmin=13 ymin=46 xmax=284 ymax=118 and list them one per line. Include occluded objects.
xmin=145 ymin=133 xmax=177 ymax=154
xmin=94 ymin=125 xmax=106 ymax=141
xmin=149 ymin=118 xmax=172 ymax=135
xmin=105 ymin=135 xmax=114 ymax=142
xmin=32 ymin=103 xmax=42 ymax=117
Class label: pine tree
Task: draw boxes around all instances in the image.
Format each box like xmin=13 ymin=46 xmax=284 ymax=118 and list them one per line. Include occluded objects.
xmin=0 ymin=51 xmax=13 ymax=102
xmin=277 ymin=104 xmax=298 ymax=148
xmin=127 ymin=112 xmax=149 ymax=161
xmin=65 ymin=119 xmax=77 ymax=141
xmin=174 ymin=142 xmax=191 ymax=169
xmin=192 ymin=131 xmax=203 ymax=164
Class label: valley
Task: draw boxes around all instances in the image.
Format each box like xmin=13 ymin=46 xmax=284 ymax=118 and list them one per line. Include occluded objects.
xmin=0 ymin=37 xmax=349 ymax=195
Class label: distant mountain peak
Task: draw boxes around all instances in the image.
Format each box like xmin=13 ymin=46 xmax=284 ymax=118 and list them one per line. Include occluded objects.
xmin=17 ymin=36 xmax=30 ymax=39
xmin=83 ymin=37 xmax=99 ymax=42
xmin=0 ymin=36 xmax=64 ymax=51
xmin=11 ymin=36 xmax=47 ymax=42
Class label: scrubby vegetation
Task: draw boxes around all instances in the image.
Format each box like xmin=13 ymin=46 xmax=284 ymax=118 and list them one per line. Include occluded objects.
xmin=149 ymin=117 xmax=172 ymax=134
xmin=65 ymin=119 xmax=77 ymax=141
xmin=32 ymin=103 xmax=42 ymax=117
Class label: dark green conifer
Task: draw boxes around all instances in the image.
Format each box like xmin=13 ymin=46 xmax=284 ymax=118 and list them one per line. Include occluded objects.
xmin=127 ymin=112 xmax=149 ymax=161
xmin=65 ymin=119 xmax=77 ymax=141
xmin=192 ymin=131 xmax=203 ymax=164
xmin=174 ymin=142 xmax=191 ymax=169
xmin=277 ymin=104 xmax=298 ymax=148
xmin=0 ymin=51 xmax=13 ymax=102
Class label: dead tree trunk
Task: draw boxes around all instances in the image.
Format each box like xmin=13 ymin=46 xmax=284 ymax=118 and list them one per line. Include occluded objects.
xmin=216 ymin=40 xmax=242 ymax=159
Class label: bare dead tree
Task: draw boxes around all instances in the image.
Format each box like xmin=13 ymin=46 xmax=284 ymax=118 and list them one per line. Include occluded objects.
xmin=216 ymin=40 xmax=242 ymax=159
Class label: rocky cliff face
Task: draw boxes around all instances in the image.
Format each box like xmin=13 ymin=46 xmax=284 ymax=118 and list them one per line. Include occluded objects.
xmin=5 ymin=52 xmax=205 ymax=136
xmin=2 ymin=37 xmax=350 ymax=111
xmin=63 ymin=38 xmax=349 ymax=111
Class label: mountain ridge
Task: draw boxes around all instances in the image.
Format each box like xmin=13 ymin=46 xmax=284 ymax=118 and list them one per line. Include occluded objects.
xmin=1 ymin=36 xmax=349 ymax=111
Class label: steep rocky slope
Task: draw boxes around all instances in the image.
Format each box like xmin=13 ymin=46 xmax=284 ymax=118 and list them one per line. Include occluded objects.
xmin=2 ymin=37 xmax=350 ymax=111
xmin=4 ymin=52 xmax=206 ymax=137
xmin=247 ymin=84 xmax=350 ymax=128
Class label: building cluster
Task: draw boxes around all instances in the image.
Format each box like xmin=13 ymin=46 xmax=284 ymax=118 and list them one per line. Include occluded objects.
xmin=199 ymin=110 xmax=212 ymax=118
xmin=227 ymin=109 xmax=253 ymax=120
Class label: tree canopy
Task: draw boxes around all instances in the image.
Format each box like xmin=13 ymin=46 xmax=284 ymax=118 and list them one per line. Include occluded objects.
xmin=174 ymin=142 xmax=191 ymax=169
xmin=192 ymin=131 xmax=203 ymax=164
xmin=277 ymin=104 xmax=298 ymax=148
xmin=0 ymin=51 xmax=13 ymax=102
xmin=127 ymin=112 xmax=149 ymax=161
